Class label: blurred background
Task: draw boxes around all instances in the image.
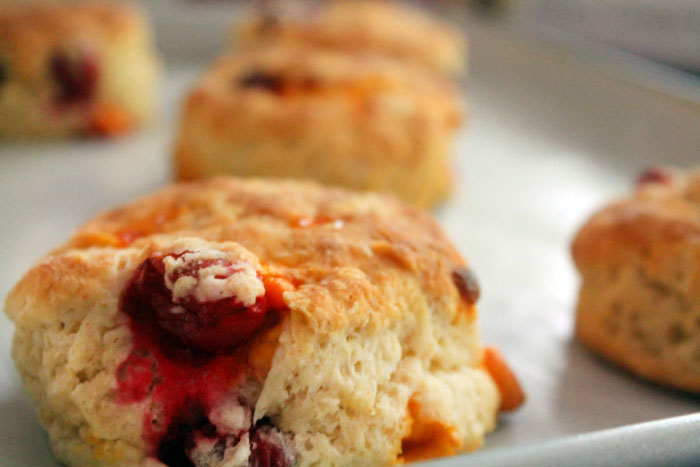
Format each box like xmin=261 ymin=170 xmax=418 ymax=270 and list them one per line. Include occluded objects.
xmin=483 ymin=0 xmax=699 ymax=75
xmin=138 ymin=0 xmax=700 ymax=76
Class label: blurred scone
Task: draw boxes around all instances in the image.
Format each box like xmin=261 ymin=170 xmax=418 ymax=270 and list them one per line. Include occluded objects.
xmin=573 ymin=167 xmax=700 ymax=393
xmin=174 ymin=45 xmax=462 ymax=208
xmin=6 ymin=177 xmax=523 ymax=466
xmin=236 ymin=0 xmax=466 ymax=75
xmin=0 ymin=3 xmax=159 ymax=138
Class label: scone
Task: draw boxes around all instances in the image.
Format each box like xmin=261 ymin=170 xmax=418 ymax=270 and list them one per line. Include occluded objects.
xmin=5 ymin=177 xmax=523 ymax=466
xmin=236 ymin=0 xmax=466 ymax=76
xmin=174 ymin=45 xmax=462 ymax=208
xmin=0 ymin=3 xmax=159 ymax=138
xmin=573 ymin=166 xmax=700 ymax=393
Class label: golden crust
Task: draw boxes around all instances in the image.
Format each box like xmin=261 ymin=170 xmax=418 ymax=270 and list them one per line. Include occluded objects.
xmin=236 ymin=0 xmax=466 ymax=75
xmin=572 ymin=167 xmax=700 ymax=392
xmin=65 ymin=177 xmax=465 ymax=333
xmin=0 ymin=2 xmax=159 ymax=138
xmin=6 ymin=178 xmax=507 ymax=465
xmin=174 ymin=45 xmax=461 ymax=208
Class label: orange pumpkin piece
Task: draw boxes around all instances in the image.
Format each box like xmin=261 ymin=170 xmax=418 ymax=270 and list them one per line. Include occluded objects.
xmin=483 ymin=347 xmax=525 ymax=412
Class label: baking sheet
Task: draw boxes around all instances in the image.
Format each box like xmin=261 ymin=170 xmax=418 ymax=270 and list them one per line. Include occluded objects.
xmin=1 ymin=17 xmax=699 ymax=466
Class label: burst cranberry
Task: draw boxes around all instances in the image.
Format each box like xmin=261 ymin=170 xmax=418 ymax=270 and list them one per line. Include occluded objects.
xmin=115 ymin=349 xmax=156 ymax=403
xmin=249 ymin=420 xmax=297 ymax=467
xmin=636 ymin=167 xmax=672 ymax=187
xmin=258 ymin=13 xmax=280 ymax=33
xmin=239 ymin=71 xmax=285 ymax=94
xmin=0 ymin=62 xmax=7 ymax=87
xmin=50 ymin=51 xmax=99 ymax=106
xmin=157 ymin=405 xmax=210 ymax=467
xmin=238 ymin=71 xmax=319 ymax=96
xmin=123 ymin=252 xmax=269 ymax=354
xmin=452 ymin=266 xmax=480 ymax=305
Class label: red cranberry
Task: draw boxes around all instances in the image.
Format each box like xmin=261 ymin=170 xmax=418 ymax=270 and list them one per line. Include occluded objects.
xmin=238 ymin=71 xmax=319 ymax=96
xmin=249 ymin=420 xmax=297 ymax=467
xmin=452 ymin=267 xmax=480 ymax=305
xmin=636 ymin=167 xmax=672 ymax=187
xmin=123 ymin=252 xmax=269 ymax=354
xmin=50 ymin=51 xmax=99 ymax=106
xmin=157 ymin=403 xmax=210 ymax=467
xmin=0 ymin=62 xmax=7 ymax=87
xmin=258 ymin=13 xmax=280 ymax=33
xmin=115 ymin=349 xmax=156 ymax=403
xmin=239 ymin=71 xmax=284 ymax=94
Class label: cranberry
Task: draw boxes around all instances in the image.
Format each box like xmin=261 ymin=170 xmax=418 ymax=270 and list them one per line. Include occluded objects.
xmin=50 ymin=51 xmax=99 ymax=106
xmin=115 ymin=349 xmax=156 ymax=403
xmin=116 ymin=251 xmax=293 ymax=464
xmin=239 ymin=71 xmax=284 ymax=94
xmin=157 ymin=403 xmax=210 ymax=467
xmin=123 ymin=253 xmax=269 ymax=354
xmin=238 ymin=71 xmax=319 ymax=96
xmin=452 ymin=267 xmax=480 ymax=305
xmin=0 ymin=62 xmax=7 ymax=87
xmin=258 ymin=13 xmax=280 ymax=33
xmin=636 ymin=167 xmax=672 ymax=187
xmin=249 ymin=420 xmax=297 ymax=467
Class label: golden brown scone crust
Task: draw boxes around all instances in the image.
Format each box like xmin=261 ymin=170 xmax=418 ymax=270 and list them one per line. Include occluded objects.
xmin=67 ymin=177 xmax=466 ymax=333
xmin=0 ymin=3 xmax=140 ymax=51
xmin=6 ymin=178 xmax=506 ymax=466
xmin=0 ymin=2 xmax=159 ymax=138
xmin=236 ymin=0 xmax=466 ymax=75
xmin=573 ymin=167 xmax=700 ymax=393
xmin=174 ymin=45 xmax=462 ymax=208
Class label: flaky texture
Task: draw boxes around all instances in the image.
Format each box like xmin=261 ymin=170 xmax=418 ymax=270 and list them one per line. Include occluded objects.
xmin=174 ymin=45 xmax=462 ymax=208
xmin=0 ymin=2 xmax=159 ymax=138
xmin=573 ymin=167 xmax=700 ymax=393
xmin=6 ymin=178 xmax=505 ymax=466
xmin=236 ymin=0 xmax=466 ymax=75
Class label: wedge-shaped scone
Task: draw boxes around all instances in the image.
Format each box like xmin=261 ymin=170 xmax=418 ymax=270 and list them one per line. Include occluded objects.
xmin=0 ymin=2 xmax=159 ymax=138
xmin=174 ymin=45 xmax=462 ymax=208
xmin=236 ymin=0 xmax=466 ymax=76
xmin=573 ymin=167 xmax=700 ymax=393
xmin=6 ymin=178 xmax=523 ymax=466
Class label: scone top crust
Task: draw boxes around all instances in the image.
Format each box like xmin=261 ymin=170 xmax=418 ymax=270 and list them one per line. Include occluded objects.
xmin=64 ymin=177 xmax=466 ymax=334
xmin=0 ymin=3 xmax=145 ymax=80
xmin=237 ymin=0 xmax=466 ymax=75
xmin=573 ymin=167 xmax=700 ymax=296
xmin=183 ymin=44 xmax=461 ymax=165
xmin=190 ymin=44 xmax=461 ymax=132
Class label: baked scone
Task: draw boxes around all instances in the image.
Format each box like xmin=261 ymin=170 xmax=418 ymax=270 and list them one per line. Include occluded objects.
xmin=0 ymin=3 xmax=159 ymax=138
xmin=174 ymin=45 xmax=462 ymax=208
xmin=573 ymin=166 xmax=700 ymax=393
xmin=236 ymin=0 xmax=466 ymax=76
xmin=5 ymin=177 xmax=523 ymax=466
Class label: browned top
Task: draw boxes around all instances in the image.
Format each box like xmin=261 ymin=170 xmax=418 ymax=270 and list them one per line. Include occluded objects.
xmin=0 ymin=2 xmax=141 ymax=37
xmin=572 ymin=167 xmax=700 ymax=297
xmin=237 ymin=0 xmax=466 ymax=75
xmin=182 ymin=44 xmax=461 ymax=162
xmin=15 ymin=178 xmax=470 ymax=336
xmin=193 ymin=43 xmax=460 ymax=107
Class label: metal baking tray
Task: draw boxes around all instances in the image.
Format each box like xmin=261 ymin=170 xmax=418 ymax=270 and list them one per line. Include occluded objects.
xmin=0 ymin=13 xmax=699 ymax=467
